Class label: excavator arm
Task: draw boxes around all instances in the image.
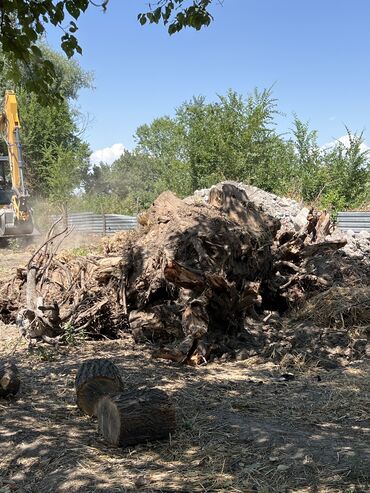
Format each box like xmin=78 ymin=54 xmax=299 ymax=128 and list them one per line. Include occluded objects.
xmin=0 ymin=91 xmax=33 ymax=237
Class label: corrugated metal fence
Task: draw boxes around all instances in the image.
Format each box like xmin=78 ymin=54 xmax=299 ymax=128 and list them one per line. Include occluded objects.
xmin=56 ymin=212 xmax=137 ymax=235
xmin=337 ymin=212 xmax=370 ymax=233
xmin=55 ymin=210 xmax=369 ymax=235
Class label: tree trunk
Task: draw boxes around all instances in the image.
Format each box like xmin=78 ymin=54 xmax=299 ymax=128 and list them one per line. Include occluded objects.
xmin=0 ymin=361 xmax=20 ymax=398
xmin=97 ymin=388 xmax=176 ymax=447
xmin=75 ymin=358 xmax=123 ymax=416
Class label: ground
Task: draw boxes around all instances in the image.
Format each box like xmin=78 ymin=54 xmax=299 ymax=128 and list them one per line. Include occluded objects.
xmin=0 ymin=248 xmax=31 ymax=280
xmin=0 ymin=247 xmax=369 ymax=493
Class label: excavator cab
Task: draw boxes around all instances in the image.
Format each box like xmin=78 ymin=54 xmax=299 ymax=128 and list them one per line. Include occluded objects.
xmin=0 ymin=157 xmax=12 ymax=204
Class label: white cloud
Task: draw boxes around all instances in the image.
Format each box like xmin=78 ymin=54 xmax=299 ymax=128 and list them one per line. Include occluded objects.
xmin=90 ymin=143 xmax=125 ymax=166
xmin=322 ymin=135 xmax=370 ymax=154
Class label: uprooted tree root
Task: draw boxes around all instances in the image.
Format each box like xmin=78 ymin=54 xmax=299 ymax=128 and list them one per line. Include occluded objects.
xmin=1 ymin=182 xmax=369 ymax=366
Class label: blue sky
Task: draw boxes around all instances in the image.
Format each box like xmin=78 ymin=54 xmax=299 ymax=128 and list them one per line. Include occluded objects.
xmin=46 ymin=0 xmax=370 ymax=162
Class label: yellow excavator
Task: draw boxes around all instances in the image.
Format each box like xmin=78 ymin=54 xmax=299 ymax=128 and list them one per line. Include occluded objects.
xmin=0 ymin=90 xmax=34 ymax=238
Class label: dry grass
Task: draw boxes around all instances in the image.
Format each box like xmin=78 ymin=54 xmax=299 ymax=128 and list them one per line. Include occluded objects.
xmin=299 ymin=286 xmax=370 ymax=328
xmin=0 ymin=329 xmax=369 ymax=493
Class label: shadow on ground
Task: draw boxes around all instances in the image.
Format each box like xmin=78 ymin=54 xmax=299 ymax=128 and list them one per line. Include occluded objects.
xmin=0 ymin=337 xmax=369 ymax=493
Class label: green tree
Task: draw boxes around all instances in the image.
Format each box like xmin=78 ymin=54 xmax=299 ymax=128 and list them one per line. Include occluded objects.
xmin=84 ymin=163 xmax=113 ymax=196
xmin=138 ymin=0 xmax=214 ymax=34
xmin=41 ymin=143 xmax=89 ymax=208
xmin=83 ymin=150 xmax=183 ymax=214
xmin=17 ymin=91 xmax=90 ymax=195
xmin=321 ymin=130 xmax=370 ymax=211
xmin=136 ymin=116 xmax=191 ymax=197
xmin=137 ymin=88 xmax=296 ymax=193
xmin=0 ymin=45 xmax=91 ymax=197
xmin=290 ymin=116 xmax=327 ymax=202
xmin=81 ymin=88 xmax=370 ymax=215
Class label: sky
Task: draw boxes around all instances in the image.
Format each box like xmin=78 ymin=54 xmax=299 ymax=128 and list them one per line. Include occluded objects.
xmin=46 ymin=0 xmax=370 ymax=164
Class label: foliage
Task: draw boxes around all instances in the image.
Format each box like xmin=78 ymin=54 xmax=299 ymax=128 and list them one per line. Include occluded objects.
xmin=16 ymin=93 xmax=89 ymax=195
xmin=0 ymin=0 xmax=102 ymax=97
xmin=41 ymin=143 xmax=89 ymax=206
xmin=61 ymin=321 xmax=87 ymax=346
xmin=290 ymin=116 xmax=328 ymax=202
xmin=31 ymin=346 xmax=58 ymax=362
xmin=84 ymin=88 xmax=369 ymax=215
xmin=1 ymin=44 xmax=91 ymax=199
xmin=321 ymin=130 xmax=369 ymax=210
xmin=136 ymin=88 xmax=297 ymax=195
xmin=68 ymin=191 xmax=137 ymax=215
xmin=70 ymin=246 xmax=89 ymax=256
xmin=138 ymin=0 xmax=214 ymax=34
xmin=136 ymin=117 xmax=191 ymax=197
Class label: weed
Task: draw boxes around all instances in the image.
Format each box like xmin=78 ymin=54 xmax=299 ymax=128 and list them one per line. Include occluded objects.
xmin=31 ymin=346 xmax=58 ymax=362
xmin=61 ymin=321 xmax=86 ymax=346
xmin=70 ymin=246 xmax=88 ymax=257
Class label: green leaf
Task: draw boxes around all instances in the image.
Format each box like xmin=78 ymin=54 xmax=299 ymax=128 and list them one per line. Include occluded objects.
xmin=168 ymin=23 xmax=178 ymax=35
xmin=66 ymin=1 xmax=81 ymax=20
xmin=69 ymin=21 xmax=78 ymax=33
xmin=30 ymin=45 xmax=43 ymax=57
xmin=138 ymin=14 xmax=147 ymax=26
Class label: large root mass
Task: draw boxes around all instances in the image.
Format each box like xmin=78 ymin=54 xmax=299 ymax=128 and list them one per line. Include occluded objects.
xmin=1 ymin=182 xmax=369 ymax=366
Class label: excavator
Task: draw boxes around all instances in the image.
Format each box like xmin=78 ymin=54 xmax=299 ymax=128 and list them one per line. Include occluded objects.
xmin=0 ymin=90 xmax=34 ymax=239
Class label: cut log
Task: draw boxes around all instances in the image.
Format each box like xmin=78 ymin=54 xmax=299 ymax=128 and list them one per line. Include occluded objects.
xmin=0 ymin=361 xmax=20 ymax=398
xmin=75 ymin=358 xmax=123 ymax=416
xmin=97 ymin=388 xmax=176 ymax=447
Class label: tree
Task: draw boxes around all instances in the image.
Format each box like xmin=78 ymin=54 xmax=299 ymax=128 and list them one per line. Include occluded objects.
xmin=290 ymin=116 xmax=327 ymax=202
xmin=41 ymin=143 xmax=89 ymax=211
xmin=0 ymin=45 xmax=91 ymax=197
xmin=136 ymin=116 xmax=191 ymax=197
xmin=136 ymin=88 xmax=296 ymax=193
xmin=0 ymin=1 xmax=215 ymax=96
xmin=321 ymin=130 xmax=370 ymax=211
xmin=82 ymin=150 xmax=182 ymax=214
xmin=17 ymin=90 xmax=90 ymax=195
xmin=79 ymin=88 xmax=370 ymax=215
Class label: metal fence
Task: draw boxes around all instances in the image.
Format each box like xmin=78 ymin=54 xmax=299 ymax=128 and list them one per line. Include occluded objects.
xmin=55 ymin=212 xmax=138 ymax=235
xmin=337 ymin=212 xmax=370 ymax=233
xmin=54 ymin=210 xmax=370 ymax=235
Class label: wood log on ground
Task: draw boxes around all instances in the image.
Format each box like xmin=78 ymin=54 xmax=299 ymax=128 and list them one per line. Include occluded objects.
xmin=75 ymin=358 xmax=124 ymax=416
xmin=97 ymin=388 xmax=176 ymax=447
xmin=0 ymin=361 xmax=20 ymax=398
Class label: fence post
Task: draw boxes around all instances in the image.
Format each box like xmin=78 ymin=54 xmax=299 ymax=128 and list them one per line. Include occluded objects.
xmin=62 ymin=203 xmax=68 ymax=230
xmin=102 ymin=212 xmax=106 ymax=235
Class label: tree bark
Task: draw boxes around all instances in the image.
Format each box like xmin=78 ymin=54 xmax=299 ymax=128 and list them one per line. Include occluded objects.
xmin=0 ymin=361 xmax=20 ymax=398
xmin=97 ymin=388 xmax=176 ymax=447
xmin=75 ymin=358 xmax=123 ymax=416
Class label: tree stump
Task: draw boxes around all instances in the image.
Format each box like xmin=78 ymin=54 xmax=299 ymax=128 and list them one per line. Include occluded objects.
xmin=97 ymin=388 xmax=176 ymax=447
xmin=75 ymin=359 xmax=124 ymax=416
xmin=0 ymin=361 xmax=20 ymax=398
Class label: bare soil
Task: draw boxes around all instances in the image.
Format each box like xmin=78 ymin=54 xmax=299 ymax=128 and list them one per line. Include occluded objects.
xmin=0 ymin=249 xmax=31 ymax=280
xmin=0 ymin=196 xmax=369 ymax=493
xmin=0 ymin=232 xmax=103 ymax=282
xmin=0 ymin=327 xmax=369 ymax=493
